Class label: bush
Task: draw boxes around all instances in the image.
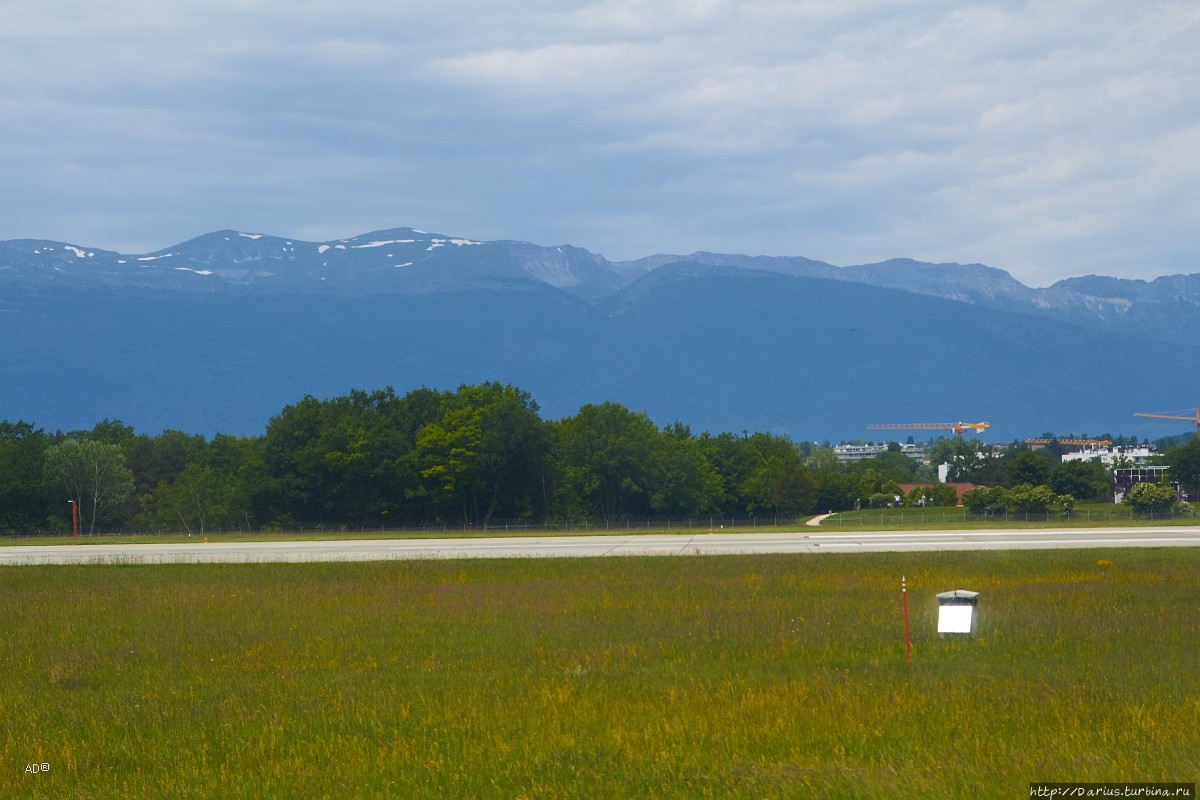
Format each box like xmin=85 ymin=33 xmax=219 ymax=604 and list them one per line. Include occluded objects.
xmin=963 ymin=486 xmax=1005 ymax=514
xmin=1006 ymin=484 xmax=1057 ymax=514
xmin=1123 ymin=482 xmax=1179 ymax=513
xmin=963 ymin=484 xmax=1075 ymax=516
xmin=903 ymin=484 xmax=957 ymax=507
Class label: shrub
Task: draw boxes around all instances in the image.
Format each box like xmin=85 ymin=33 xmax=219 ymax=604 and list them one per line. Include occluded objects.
xmin=1005 ymin=483 xmax=1057 ymax=514
xmin=1123 ymin=482 xmax=1179 ymax=513
xmin=903 ymin=484 xmax=958 ymax=507
xmin=963 ymin=486 xmax=1005 ymax=514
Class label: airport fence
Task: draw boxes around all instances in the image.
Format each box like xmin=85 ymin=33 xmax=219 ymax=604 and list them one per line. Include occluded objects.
xmin=0 ymin=514 xmax=814 ymax=540
xmin=828 ymin=505 xmax=1196 ymax=527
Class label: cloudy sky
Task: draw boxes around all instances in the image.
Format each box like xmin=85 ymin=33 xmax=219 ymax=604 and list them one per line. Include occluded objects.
xmin=2 ymin=0 xmax=1197 ymax=286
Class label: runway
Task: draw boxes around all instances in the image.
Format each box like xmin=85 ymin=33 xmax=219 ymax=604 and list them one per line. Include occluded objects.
xmin=2 ymin=526 xmax=1199 ymax=565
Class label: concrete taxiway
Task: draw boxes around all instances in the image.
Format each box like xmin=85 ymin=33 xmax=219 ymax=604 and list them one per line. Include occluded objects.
xmin=1 ymin=526 xmax=1198 ymax=565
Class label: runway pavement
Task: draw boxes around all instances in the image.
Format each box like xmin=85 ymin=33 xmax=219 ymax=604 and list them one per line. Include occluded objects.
xmin=2 ymin=526 xmax=1199 ymax=565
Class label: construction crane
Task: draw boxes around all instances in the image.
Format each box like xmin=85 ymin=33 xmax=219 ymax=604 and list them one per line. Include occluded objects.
xmin=1133 ymin=407 xmax=1200 ymax=433
xmin=868 ymin=421 xmax=990 ymax=436
xmin=1024 ymin=438 xmax=1112 ymax=447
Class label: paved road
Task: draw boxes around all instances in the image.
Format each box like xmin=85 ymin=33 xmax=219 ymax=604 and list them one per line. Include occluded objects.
xmin=2 ymin=526 xmax=1199 ymax=565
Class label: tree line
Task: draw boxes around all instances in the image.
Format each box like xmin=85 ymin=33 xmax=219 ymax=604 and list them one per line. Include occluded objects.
xmin=2 ymin=383 xmax=1198 ymax=534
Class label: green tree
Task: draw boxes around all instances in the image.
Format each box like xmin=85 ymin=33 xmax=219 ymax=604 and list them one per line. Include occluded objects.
xmin=1123 ymin=482 xmax=1179 ymax=514
xmin=1004 ymin=483 xmax=1057 ymax=514
xmin=1163 ymin=437 xmax=1200 ymax=500
xmin=202 ymin=433 xmax=268 ymax=530
xmin=549 ymin=402 xmax=661 ymax=521
xmin=417 ymin=383 xmax=548 ymax=524
xmin=806 ymin=447 xmax=843 ymax=476
xmin=42 ymin=439 xmax=136 ymax=533
xmin=962 ymin=486 xmax=1006 ymax=514
xmin=851 ymin=450 xmax=932 ymax=484
xmin=694 ymin=431 xmax=814 ymax=517
xmin=929 ymin=438 xmax=1000 ymax=483
xmin=262 ymin=394 xmax=342 ymax=524
xmin=856 ymin=468 xmax=880 ymax=503
xmin=126 ymin=430 xmax=206 ymax=497
xmin=1049 ymin=459 xmax=1110 ymax=501
xmin=695 ymin=433 xmax=755 ymax=515
xmin=903 ymin=484 xmax=958 ymax=507
xmin=0 ymin=421 xmax=51 ymax=531
xmin=142 ymin=464 xmax=241 ymax=534
xmin=651 ymin=425 xmax=723 ymax=516
xmin=1004 ymin=450 xmax=1053 ymax=488
xmin=84 ymin=419 xmax=136 ymax=447
xmin=815 ymin=470 xmax=858 ymax=513
xmin=743 ymin=453 xmax=817 ymax=517
xmin=263 ymin=387 xmax=443 ymax=526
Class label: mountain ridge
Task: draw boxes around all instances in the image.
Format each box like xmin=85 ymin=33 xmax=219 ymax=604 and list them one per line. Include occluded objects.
xmin=2 ymin=226 xmax=1197 ymax=439
xmin=5 ymin=227 xmax=1196 ymax=329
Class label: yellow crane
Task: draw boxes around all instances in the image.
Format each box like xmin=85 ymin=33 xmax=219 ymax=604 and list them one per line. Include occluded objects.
xmin=868 ymin=421 xmax=990 ymax=436
xmin=1133 ymin=407 xmax=1200 ymax=432
xmin=1024 ymin=438 xmax=1112 ymax=447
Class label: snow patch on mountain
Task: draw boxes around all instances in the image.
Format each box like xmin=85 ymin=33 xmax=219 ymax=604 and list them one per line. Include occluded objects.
xmin=352 ymin=239 xmax=416 ymax=249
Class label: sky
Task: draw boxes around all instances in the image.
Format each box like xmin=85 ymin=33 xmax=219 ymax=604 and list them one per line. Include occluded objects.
xmin=2 ymin=0 xmax=1197 ymax=287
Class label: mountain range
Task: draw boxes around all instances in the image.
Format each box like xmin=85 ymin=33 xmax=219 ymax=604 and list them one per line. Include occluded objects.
xmin=2 ymin=227 xmax=1197 ymax=441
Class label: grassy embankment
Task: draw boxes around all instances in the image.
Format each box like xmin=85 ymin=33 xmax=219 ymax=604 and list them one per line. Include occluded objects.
xmin=819 ymin=502 xmax=1197 ymax=530
xmin=3 ymin=549 xmax=1198 ymax=798
xmin=3 ymin=502 xmax=1196 ymax=546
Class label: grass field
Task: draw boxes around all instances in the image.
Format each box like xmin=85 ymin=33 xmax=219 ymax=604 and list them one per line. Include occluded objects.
xmin=3 ymin=502 xmax=1196 ymax=547
xmin=820 ymin=502 xmax=1197 ymax=530
xmin=3 ymin=550 xmax=1198 ymax=798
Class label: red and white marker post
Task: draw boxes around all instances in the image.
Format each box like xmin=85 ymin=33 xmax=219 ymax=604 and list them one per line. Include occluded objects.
xmin=902 ymin=575 xmax=912 ymax=663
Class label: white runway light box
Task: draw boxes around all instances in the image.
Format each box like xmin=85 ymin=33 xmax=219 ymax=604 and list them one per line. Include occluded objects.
xmin=936 ymin=589 xmax=979 ymax=634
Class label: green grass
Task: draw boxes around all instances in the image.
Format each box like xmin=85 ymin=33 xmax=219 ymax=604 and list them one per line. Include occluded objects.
xmin=821 ymin=502 xmax=1197 ymax=530
xmin=3 ymin=550 xmax=1198 ymax=798
xmin=3 ymin=520 xmax=799 ymax=547
xmin=5 ymin=502 xmax=1196 ymax=547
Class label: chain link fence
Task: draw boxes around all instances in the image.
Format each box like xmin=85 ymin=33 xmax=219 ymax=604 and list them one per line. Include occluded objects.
xmin=0 ymin=514 xmax=814 ymax=540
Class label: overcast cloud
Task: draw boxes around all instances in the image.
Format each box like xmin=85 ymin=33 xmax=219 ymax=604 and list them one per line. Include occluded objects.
xmin=2 ymin=0 xmax=1197 ymax=285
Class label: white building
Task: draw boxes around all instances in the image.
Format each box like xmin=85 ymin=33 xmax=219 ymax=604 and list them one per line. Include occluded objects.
xmin=1060 ymin=445 xmax=1155 ymax=466
xmin=833 ymin=443 xmax=928 ymax=464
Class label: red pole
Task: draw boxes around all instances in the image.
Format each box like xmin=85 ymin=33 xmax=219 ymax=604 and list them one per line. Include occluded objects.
xmin=70 ymin=500 xmax=79 ymax=540
xmin=902 ymin=575 xmax=911 ymax=663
